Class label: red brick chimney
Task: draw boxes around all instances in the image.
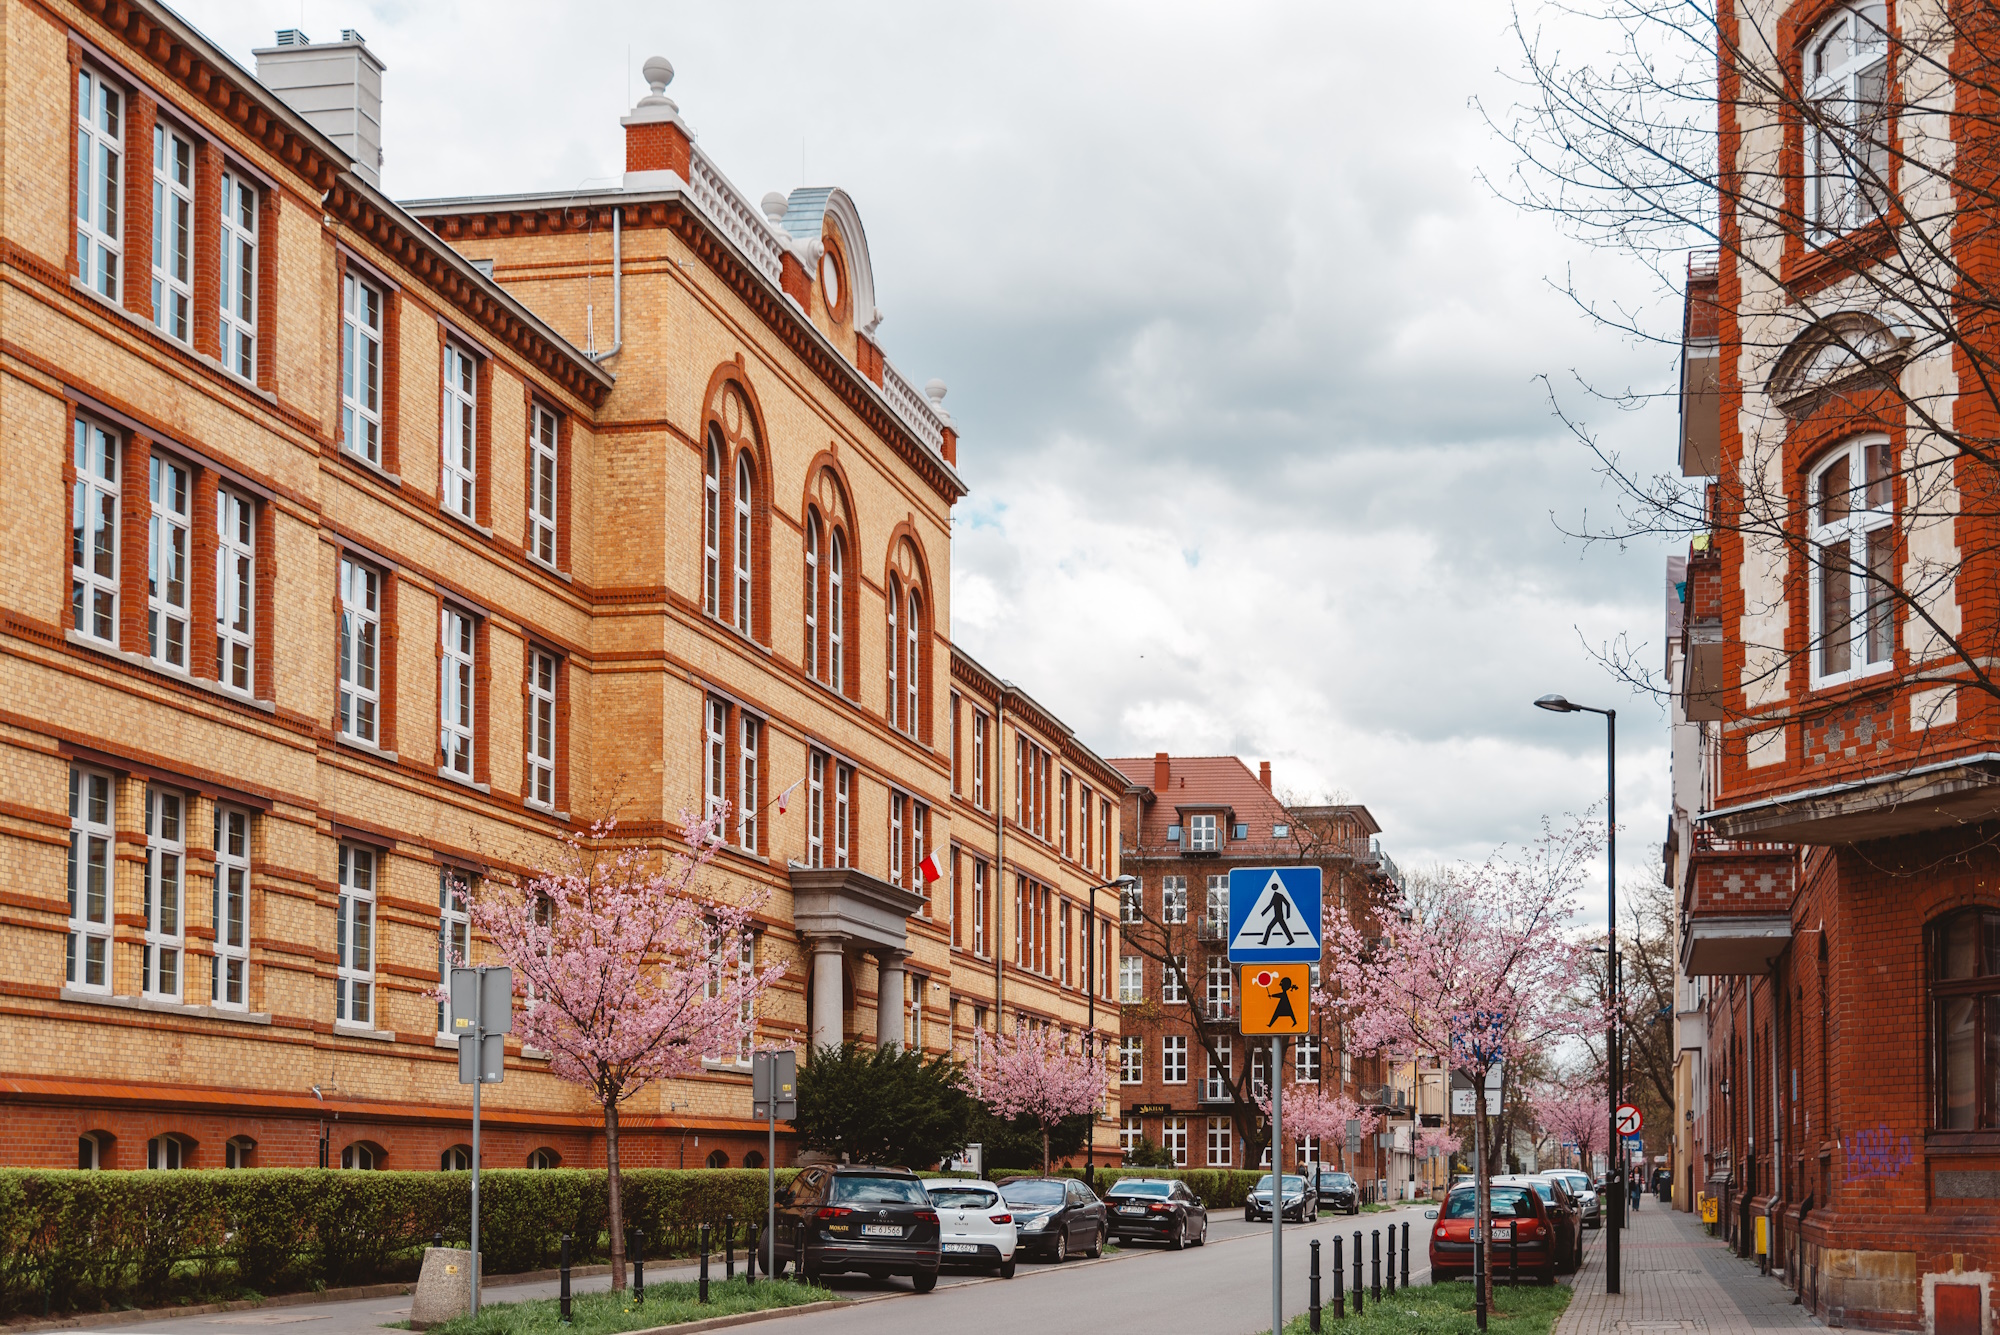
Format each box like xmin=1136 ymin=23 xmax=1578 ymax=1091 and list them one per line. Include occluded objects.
xmin=623 ymin=55 xmax=692 ymax=183
xmin=1259 ymin=761 xmax=1272 ymax=792
xmin=1154 ymin=751 xmax=1170 ymax=796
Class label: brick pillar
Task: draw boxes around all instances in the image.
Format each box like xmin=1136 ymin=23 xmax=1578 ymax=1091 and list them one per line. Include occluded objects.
xmin=192 ymin=142 xmax=222 ymax=356
xmin=119 ymin=434 xmax=153 ymax=656
xmin=123 ymin=95 xmax=156 ymax=321
xmin=190 ymin=468 xmax=219 ymax=680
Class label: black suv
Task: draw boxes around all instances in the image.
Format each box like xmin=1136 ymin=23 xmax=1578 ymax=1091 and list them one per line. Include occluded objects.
xmin=1316 ymin=1170 xmax=1360 ymax=1215
xmin=770 ymin=1165 xmax=941 ymax=1291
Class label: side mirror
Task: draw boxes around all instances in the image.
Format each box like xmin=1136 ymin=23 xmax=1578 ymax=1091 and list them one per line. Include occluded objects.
xmin=1424 ymin=1210 xmax=1439 ymax=1220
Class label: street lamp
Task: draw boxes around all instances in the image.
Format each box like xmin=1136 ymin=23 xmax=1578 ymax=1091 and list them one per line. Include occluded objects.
xmin=1534 ymin=692 xmax=1622 ymax=1295
xmin=1085 ymin=872 xmax=1139 ymax=1173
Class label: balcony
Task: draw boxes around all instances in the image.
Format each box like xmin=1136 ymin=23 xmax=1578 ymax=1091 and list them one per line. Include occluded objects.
xmin=1199 ymin=1080 xmax=1233 ymax=1105
xmin=1200 ymin=997 xmax=1237 ymax=1024
xmin=1679 ymin=830 xmax=1796 ymax=976
xmin=1196 ymin=916 xmax=1229 ymax=943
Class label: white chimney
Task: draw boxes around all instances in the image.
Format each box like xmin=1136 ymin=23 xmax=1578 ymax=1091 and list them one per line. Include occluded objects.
xmin=254 ymin=29 xmax=385 ymax=187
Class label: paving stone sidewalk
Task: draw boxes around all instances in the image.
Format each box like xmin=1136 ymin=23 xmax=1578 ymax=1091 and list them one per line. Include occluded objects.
xmin=1557 ymin=1205 xmax=1820 ymax=1335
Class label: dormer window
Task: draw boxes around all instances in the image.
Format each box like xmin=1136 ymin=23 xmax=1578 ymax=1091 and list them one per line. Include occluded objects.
xmin=1187 ymin=814 xmax=1218 ymax=852
xmin=1232 ymin=823 xmax=1249 ymax=841
xmin=1167 ymin=825 xmax=1182 ymax=844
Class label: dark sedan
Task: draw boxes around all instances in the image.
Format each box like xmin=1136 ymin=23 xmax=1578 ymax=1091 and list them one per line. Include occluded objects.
xmin=1316 ymin=1170 xmax=1360 ymax=1215
xmin=1105 ymin=1178 xmax=1209 ymax=1249
xmin=999 ymin=1176 xmax=1106 ymax=1262
xmin=770 ymin=1164 xmax=941 ymax=1291
xmin=1245 ymin=1173 xmax=1318 ymax=1222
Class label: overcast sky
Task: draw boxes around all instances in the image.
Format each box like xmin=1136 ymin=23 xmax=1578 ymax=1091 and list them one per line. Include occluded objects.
xmin=175 ymin=0 xmax=1688 ymax=927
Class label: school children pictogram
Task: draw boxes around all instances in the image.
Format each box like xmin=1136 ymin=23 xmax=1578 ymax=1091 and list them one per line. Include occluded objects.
xmin=1239 ymin=964 xmax=1311 ymax=1034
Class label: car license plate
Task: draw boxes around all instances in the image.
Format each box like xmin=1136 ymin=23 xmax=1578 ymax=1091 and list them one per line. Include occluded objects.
xmin=943 ymin=1243 xmax=978 ymax=1253
xmin=1120 ymin=1206 xmax=1146 ymax=1215
xmin=862 ymin=1223 xmax=903 ymax=1238
xmin=1493 ymin=1223 xmax=1513 ymax=1238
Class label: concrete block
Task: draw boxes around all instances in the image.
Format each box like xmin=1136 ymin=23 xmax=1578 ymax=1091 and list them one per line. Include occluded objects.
xmin=410 ymin=1247 xmax=479 ymax=1330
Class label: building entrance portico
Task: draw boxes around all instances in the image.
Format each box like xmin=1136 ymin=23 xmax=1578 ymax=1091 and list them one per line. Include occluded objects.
xmin=789 ymin=868 xmax=924 ymax=1053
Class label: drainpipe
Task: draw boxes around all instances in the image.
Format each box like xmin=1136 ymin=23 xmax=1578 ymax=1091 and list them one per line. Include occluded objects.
xmin=993 ymin=696 xmax=1006 ymax=1032
xmin=590 ymin=206 xmax=622 ymax=363
xmin=1744 ymin=976 xmax=1756 ymax=1259
xmin=1769 ymin=961 xmax=1782 ymax=1277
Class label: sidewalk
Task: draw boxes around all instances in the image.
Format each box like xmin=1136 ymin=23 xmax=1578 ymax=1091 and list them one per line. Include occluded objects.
xmin=1557 ymin=1205 xmax=1820 ymax=1334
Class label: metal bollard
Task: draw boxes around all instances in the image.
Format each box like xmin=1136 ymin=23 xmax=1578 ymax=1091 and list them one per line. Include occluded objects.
xmin=726 ymin=1214 xmax=735 ymax=1281
xmin=698 ymin=1224 xmax=710 ymax=1304
xmin=1474 ymin=1222 xmax=1487 ymax=1330
xmin=1401 ymin=1222 xmax=1410 ymax=1289
xmin=1372 ymin=1228 xmax=1381 ymax=1301
xmin=559 ymin=1234 xmax=572 ymax=1326
xmin=1509 ymin=1219 xmax=1519 ymax=1287
xmin=1310 ymin=1240 xmax=1322 ymax=1333
xmin=1387 ymin=1224 xmax=1396 ymax=1293
xmin=1353 ymin=1230 xmax=1364 ymax=1315
xmin=1333 ymin=1235 xmax=1346 ymax=1318
xmin=746 ymin=1222 xmax=757 ymax=1287
xmin=632 ymin=1226 xmax=645 ymax=1304
xmin=433 ymin=1230 xmax=444 ymax=1251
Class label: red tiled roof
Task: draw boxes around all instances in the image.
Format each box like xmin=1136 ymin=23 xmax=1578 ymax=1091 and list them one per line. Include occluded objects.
xmin=1107 ymin=754 xmax=1297 ymax=848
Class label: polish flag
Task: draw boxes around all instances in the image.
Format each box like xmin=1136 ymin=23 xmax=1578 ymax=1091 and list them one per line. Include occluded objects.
xmin=776 ymin=781 xmax=801 ymax=815
xmin=918 ymin=850 xmax=942 ymax=884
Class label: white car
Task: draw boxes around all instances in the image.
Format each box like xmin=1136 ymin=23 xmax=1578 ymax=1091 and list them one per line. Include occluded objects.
xmin=1546 ymin=1169 xmax=1601 ymax=1228
xmin=922 ymin=1178 xmax=1019 ymax=1278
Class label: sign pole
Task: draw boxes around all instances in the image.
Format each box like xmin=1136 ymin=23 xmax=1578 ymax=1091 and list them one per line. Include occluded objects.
xmin=470 ymin=968 xmax=483 ymax=1319
xmin=766 ymin=1087 xmax=776 ymax=1278
xmin=1273 ymin=1034 xmax=1284 ymax=1335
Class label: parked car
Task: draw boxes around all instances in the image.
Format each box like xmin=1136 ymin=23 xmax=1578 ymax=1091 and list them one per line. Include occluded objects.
xmin=1316 ymin=1170 xmax=1361 ymax=1215
xmin=1494 ymin=1174 xmax=1583 ymax=1275
xmin=770 ymin=1164 xmax=941 ymax=1290
xmin=1425 ymin=1183 xmax=1557 ymax=1285
xmin=1245 ymin=1173 xmax=1318 ymax=1222
xmin=1547 ymin=1169 xmax=1601 ymax=1229
xmin=1105 ymin=1177 xmax=1209 ymax=1249
xmin=921 ymin=1178 xmax=1018 ymax=1278
xmin=998 ymin=1176 xmax=1106 ymax=1262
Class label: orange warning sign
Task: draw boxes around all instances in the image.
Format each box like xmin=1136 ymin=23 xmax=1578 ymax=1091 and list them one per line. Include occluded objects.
xmin=1239 ymin=964 xmax=1312 ymax=1034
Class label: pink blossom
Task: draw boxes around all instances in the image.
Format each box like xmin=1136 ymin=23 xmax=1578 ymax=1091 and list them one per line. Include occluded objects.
xmin=1531 ymin=1084 xmax=1609 ymax=1167
xmin=970 ymin=1027 xmax=1107 ymax=1174
xmin=1256 ymin=1085 xmax=1378 ymax=1170
xmin=1415 ymin=1128 xmax=1463 ymax=1162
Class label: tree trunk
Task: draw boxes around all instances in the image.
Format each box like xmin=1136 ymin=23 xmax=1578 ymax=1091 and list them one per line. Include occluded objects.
xmin=1475 ymin=1079 xmax=1492 ymax=1317
xmin=1042 ymin=1124 xmax=1051 ymax=1176
xmin=606 ymin=1096 xmax=626 ymax=1292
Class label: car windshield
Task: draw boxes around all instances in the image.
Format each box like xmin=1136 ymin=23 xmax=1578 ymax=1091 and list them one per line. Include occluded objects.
xmin=925 ymin=1186 xmax=998 ymax=1209
xmin=1108 ymin=1182 xmax=1171 ymax=1198
xmin=1320 ymin=1174 xmax=1355 ymax=1187
xmin=1001 ymin=1180 xmax=1066 ymax=1207
xmin=1443 ymin=1186 xmax=1534 ymax=1219
xmin=1255 ymin=1175 xmax=1306 ymax=1193
xmin=1526 ymin=1181 xmax=1555 ymax=1201
xmin=829 ymin=1176 xmax=928 ymax=1205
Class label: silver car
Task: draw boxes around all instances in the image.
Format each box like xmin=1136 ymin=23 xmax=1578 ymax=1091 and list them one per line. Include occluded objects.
xmin=1547 ymin=1169 xmax=1600 ymax=1228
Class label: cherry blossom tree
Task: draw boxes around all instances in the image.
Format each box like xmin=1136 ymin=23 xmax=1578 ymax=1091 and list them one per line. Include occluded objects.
xmin=1532 ymin=1084 xmax=1608 ymax=1174
xmin=970 ymin=1027 xmax=1107 ymax=1175
xmin=1258 ymin=1085 xmax=1378 ymax=1173
xmin=1319 ymin=815 xmax=1600 ymax=1307
xmin=461 ymin=807 xmax=784 ymax=1290
xmin=1415 ymin=1128 xmax=1463 ymax=1175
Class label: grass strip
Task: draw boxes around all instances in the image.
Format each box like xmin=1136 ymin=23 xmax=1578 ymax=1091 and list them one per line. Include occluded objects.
xmin=422 ymin=1278 xmax=831 ymax=1335
xmin=1277 ymin=1276 xmax=1572 ymax=1335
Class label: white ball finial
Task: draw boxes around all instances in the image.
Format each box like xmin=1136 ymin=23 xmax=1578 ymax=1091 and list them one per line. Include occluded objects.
xmin=924 ymin=379 xmax=948 ymax=407
xmin=642 ymin=56 xmax=674 ymax=96
xmin=761 ymin=192 xmax=790 ymax=226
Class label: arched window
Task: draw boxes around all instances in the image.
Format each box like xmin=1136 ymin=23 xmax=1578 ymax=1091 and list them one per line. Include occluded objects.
xmin=906 ymin=589 xmax=921 ymax=735
xmin=1808 ymin=435 xmax=1895 ymax=686
xmin=1806 ymin=4 xmax=1889 ymax=238
xmin=886 ymin=576 xmax=901 ymax=726
xmin=734 ymin=454 xmax=754 ymax=635
xmin=528 ymin=1147 xmax=561 ymax=1169
xmin=706 ymin=1149 xmax=730 ymax=1169
xmin=744 ymin=1149 xmax=765 ymax=1170
xmin=225 ymin=1135 xmax=256 ymax=1169
xmin=1934 ymin=908 xmax=2000 ymax=1129
xmin=147 ymin=1134 xmax=192 ymax=1169
xmin=441 ymin=1145 xmax=473 ymax=1170
xmin=341 ymin=1141 xmax=382 ymax=1170
xmin=829 ymin=531 xmax=846 ymax=694
xmin=703 ymin=432 xmax=722 ymax=618
xmin=804 ymin=513 xmax=821 ymax=678
xmin=78 ymin=1131 xmax=109 ymax=1169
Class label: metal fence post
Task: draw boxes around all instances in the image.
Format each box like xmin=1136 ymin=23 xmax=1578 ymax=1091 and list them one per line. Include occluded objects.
xmin=559 ymin=1234 xmax=572 ymax=1326
xmin=1387 ymin=1225 xmax=1397 ymax=1294
xmin=1401 ymin=1222 xmax=1410 ymax=1290
xmin=746 ymin=1222 xmax=757 ymax=1288
xmin=1333 ymin=1235 xmax=1346 ymax=1318
xmin=1371 ymin=1228 xmax=1381 ymax=1301
xmin=1353 ymin=1230 xmax=1364 ymax=1315
xmin=1310 ymin=1240 xmax=1322 ymax=1333
xmin=1509 ymin=1219 xmax=1519 ymax=1286
xmin=725 ymin=1214 xmax=735 ymax=1281
xmin=698 ymin=1224 xmax=710 ymax=1304
xmin=632 ymin=1226 xmax=645 ymax=1304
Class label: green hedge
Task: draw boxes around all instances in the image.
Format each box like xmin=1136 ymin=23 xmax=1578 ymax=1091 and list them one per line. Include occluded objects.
xmin=1062 ymin=1167 xmax=1270 ymax=1208
xmin=0 ymin=1168 xmax=798 ymax=1318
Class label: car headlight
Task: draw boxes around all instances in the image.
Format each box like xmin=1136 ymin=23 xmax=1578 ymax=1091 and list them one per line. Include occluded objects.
xmin=1021 ymin=1211 xmax=1053 ymax=1230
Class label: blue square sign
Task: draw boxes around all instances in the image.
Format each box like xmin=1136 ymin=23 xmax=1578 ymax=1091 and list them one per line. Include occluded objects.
xmin=1227 ymin=867 xmax=1323 ymax=964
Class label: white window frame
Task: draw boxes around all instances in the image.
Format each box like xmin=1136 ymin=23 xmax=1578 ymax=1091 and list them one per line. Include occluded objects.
xmin=1058 ymin=901 xmax=1070 ymax=984
xmin=1100 ymin=800 xmax=1111 ymax=878
xmin=1121 ymin=1035 xmax=1144 ymax=1083
xmin=1121 ymin=882 xmax=1143 ymax=924
xmin=1188 ymin=813 xmax=1218 ymax=852
xmin=143 ymin=786 xmax=186 ymax=1002
xmin=219 ymin=171 xmax=257 ymax=378
xmin=438 ymin=867 xmax=471 ymax=1035
xmin=1807 ymin=3 xmax=1890 ymax=240
xmin=1205 ymin=1033 xmax=1233 ymax=1102
xmin=341 ymin=272 xmax=383 ymax=464
xmin=1296 ymin=1031 xmax=1323 ymax=1083
xmin=1205 ymin=955 xmax=1233 ymax=1021
xmin=835 ymin=762 xmax=852 ymax=867
xmin=215 ymin=487 xmax=254 ymax=693
xmin=150 ymin=121 xmax=193 ymax=341
xmin=67 ymin=766 xmax=115 ymax=994
xmin=147 ymin=1135 xmax=186 ymax=1170
xmin=212 ymin=803 xmax=249 ymax=1010
xmin=148 ymin=452 xmax=192 ymax=671
xmin=808 ymin=750 xmax=826 ymax=867
xmin=1162 ymin=1034 xmax=1188 ymax=1084
xmin=706 ymin=933 xmax=754 ymax=1067
xmin=529 ymin=404 xmax=560 ymax=568
xmin=805 ymin=514 xmax=820 ymax=678
xmin=887 ymin=583 xmax=900 ymax=727
xmin=972 ymin=711 xmax=987 ymax=808
xmin=739 ymin=713 xmax=761 ymax=852
xmin=1163 ymin=1116 xmax=1188 ymax=1166
xmin=905 ymin=589 xmax=921 ymax=734
xmin=890 ymin=792 xmax=906 ymax=887
xmin=440 ymin=607 xmax=476 ymax=778
xmin=1206 ymin=873 xmax=1229 ymax=937
xmin=338 ymin=557 xmax=382 ymax=745
xmin=527 ymin=649 xmax=558 ymax=809
xmin=72 ymin=416 xmax=120 ymax=644
xmin=1120 ymin=953 xmax=1143 ymax=1003
xmin=441 ymin=342 xmax=477 ymax=520
xmin=972 ymin=859 xmax=987 ymax=956
xmin=1121 ymin=1116 xmax=1143 ymax=1159
xmin=733 ymin=453 xmax=753 ymax=634
xmin=913 ymin=803 xmax=929 ymax=913
xmin=1162 ymin=875 xmax=1188 ymax=924
xmin=336 ymin=843 xmax=377 ymax=1027
xmin=704 ymin=698 xmax=727 ymax=825
xmin=829 ymin=530 xmax=846 ymax=693
xmin=1809 ymin=434 xmax=1896 ymax=687
xmin=77 ymin=67 xmax=123 ymax=301
xmin=1208 ymin=1117 xmax=1233 ymax=1167
xmin=703 ymin=437 xmax=721 ymax=616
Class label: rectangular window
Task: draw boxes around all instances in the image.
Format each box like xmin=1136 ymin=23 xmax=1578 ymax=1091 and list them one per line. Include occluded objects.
xmin=1079 ymin=784 xmax=1092 ymax=868
xmin=1205 ymin=1035 xmax=1233 ymax=1102
xmin=1121 ymin=1035 xmax=1144 ymax=1083
xmin=1059 ymin=771 xmax=1072 ymax=856
xmin=1121 ymin=881 xmax=1143 ymax=924
xmin=219 ymin=171 xmax=257 ymax=377
xmin=212 ymin=804 xmax=249 ymax=1009
xmin=1162 ymin=956 xmax=1186 ymax=1004
xmin=338 ymin=557 xmax=381 ymax=744
xmin=971 ymin=859 xmax=988 ymax=956
xmin=1205 ymin=874 xmax=1229 ymax=938
xmin=336 ymin=844 xmax=376 ymax=1027
xmin=150 ymin=123 xmax=193 ymax=340
xmin=706 ymin=935 xmax=755 ymax=1066
xmin=529 ymin=403 xmax=559 ymax=567
xmin=441 ymin=343 xmax=477 ymax=520
xmin=1120 ymin=953 xmax=1143 ymax=1003
xmin=440 ymin=607 xmax=475 ymax=778
xmin=1163 ymin=1116 xmax=1189 ymax=1166
xmin=1100 ymin=799 xmax=1111 ymax=877
xmin=740 ymin=714 xmax=760 ymax=852
xmin=1205 ymin=955 xmax=1233 ymax=1020
xmin=1101 ymin=920 xmax=1113 ymax=998
xmin=890 ymin=792 xmax=906 ymax=887
xmin=1014 ymin=735 xmax=1024 ymax=824
xmin=71 ymin=417 xmax=120 ymax=643
xmin=526 ymin=649 xmax=558 ymax=809
xmin=147 ymin=453 xmax=191 ymax=670
xmin=1208 ymin=1117 xmax=1233 ymax=1167
xmin=704 ymin=697 xmax=727 ymax=824
xmin=142 ymin=786 xmax=185 ymax=1001
xmin=1121 ymin=1116 xmax=1143 ymax=1159
xmin=950 ymin=692 xmax=962 ymax=794
xmin=77 ymin=68 xmax=122 ymax=300
xmin=1162 ymin=875 xmax=1188 ymax=924
xmin=912 ymin=802 xmax=929 ymax=913
xmin=972 ymin=712 xmax=987 ymax=808
xmin=341 ymin=272 xmax=383 ymax=464
xmin=1162 ymin=1035 xmax=1188 ymax=1084
xmin=438 ymin=868 xmax=471 ymax=1034
xmin=808 ymin=750 xmax=826 ymax=867
xmin=66 ymin=767 xmax=114 ymax=993
xmin=1059 ymin=902 xmax=1071 ymax=985
xmin=834 ymin=762 xmax=852 ymax=867
xmin=1251 ymin=1044 xmax=1271 ymax=1100
xmin=1188 ymin=813 xmax=1218 ymax=852
xmin=215 ymin=488 xmax=254 ymax=692
xmin=1296 ymin=1032 xmax=1322 ymax=1083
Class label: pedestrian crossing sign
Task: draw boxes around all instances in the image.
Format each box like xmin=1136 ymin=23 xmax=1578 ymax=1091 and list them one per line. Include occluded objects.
xmin=1227 ymin=867 xmax=1322 ymax=963
xmin=1239 ymin=964 xmax=1312 ymax=1034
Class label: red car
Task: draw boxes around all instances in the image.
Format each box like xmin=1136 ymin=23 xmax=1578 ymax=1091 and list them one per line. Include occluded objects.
xmin=1426 ymin=1183 xmax=1558 ymax=1285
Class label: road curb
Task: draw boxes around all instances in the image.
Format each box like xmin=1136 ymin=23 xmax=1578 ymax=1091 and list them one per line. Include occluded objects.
xmin=616 ymin=1299 xmax=847 ymax=1335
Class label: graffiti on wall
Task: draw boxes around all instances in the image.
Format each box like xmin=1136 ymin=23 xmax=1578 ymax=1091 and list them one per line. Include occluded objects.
xmin=1843 ymin=1125 xmax=1914 ymax=1181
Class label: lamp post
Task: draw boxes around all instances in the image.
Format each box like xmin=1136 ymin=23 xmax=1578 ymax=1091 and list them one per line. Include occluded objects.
xmin=1085 ymin=873 xmax=1140 ymax=1173
xmin=1534 ymin=692 xmax=1620 ymax=1296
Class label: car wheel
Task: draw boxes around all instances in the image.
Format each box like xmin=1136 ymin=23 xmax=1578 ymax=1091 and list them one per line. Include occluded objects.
xmin=1245 ymin=1208 xmax=1255 ymax=1222
xmin=1309 ymin=1202 xmax=1319 ymax=1222
xmin=912 ymin=1270 xmax=938 ymax=1294
xmin=1087 ymin=1224 xmax=1105 ymax=1259
xmin=1350 ymin=1204 xmax=1360 ymax=1216
xmin=798 ymin=1235 xmax=819 ymax=1284
xmin=1052 ymin=1230 xmax=1068 ymax=1263
xmin=999 ymin=1257 xmax=1017 ymax=1279
xmin=1169 ymin=1219 xmax=1185 ymax=1251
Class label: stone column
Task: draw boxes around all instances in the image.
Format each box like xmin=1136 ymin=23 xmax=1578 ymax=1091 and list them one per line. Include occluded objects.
xmin=809 ymin=937 xmax=845 ymax=1054
xmin=876 ymin=949 xmax=911 ymax=1050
